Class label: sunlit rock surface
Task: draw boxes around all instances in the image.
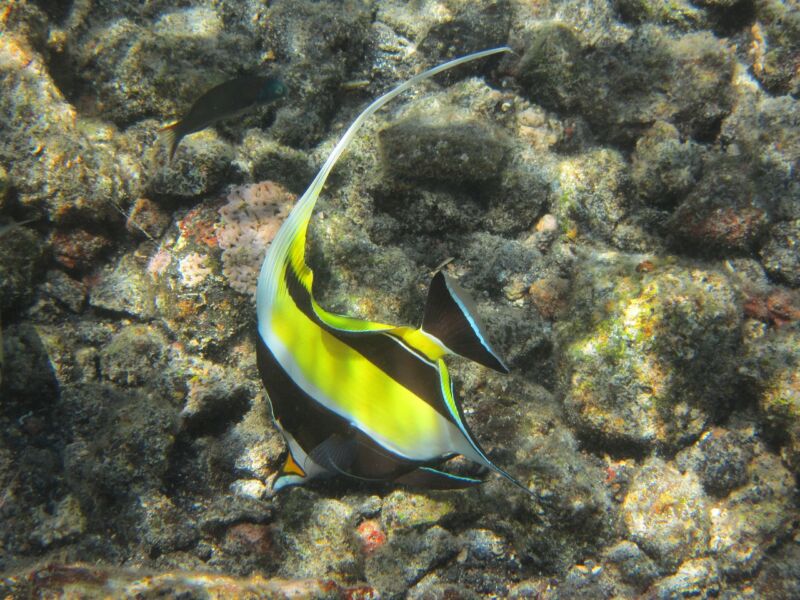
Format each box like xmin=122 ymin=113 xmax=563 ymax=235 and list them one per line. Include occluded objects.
xmin=1 ymin=0 xmax=798 ymax=597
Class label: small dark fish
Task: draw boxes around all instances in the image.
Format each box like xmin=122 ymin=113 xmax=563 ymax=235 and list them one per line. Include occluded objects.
xmin=160 ymin=74 xmax=287 ymax=162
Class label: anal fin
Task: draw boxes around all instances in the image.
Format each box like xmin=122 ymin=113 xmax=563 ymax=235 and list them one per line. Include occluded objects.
xmin=394 ymin=466 xmax=483 ymax=490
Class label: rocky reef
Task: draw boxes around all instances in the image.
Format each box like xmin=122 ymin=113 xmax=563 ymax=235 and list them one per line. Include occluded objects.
xmin=1 ymin=0 xmax=798 ymax=598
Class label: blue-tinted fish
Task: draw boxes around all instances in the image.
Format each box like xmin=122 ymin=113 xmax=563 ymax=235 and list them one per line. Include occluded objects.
xmin=256 ymin=47 xmax=532 ymax=494
xmin=161 ymin=74 xmax=287 ymax=161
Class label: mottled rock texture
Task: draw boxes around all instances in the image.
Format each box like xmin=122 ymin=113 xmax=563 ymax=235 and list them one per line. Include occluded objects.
xmin=1 ymin=0 xmax=799 ymax=598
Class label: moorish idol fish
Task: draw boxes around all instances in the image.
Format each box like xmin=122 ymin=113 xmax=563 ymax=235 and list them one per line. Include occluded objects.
xmin=256 ymin=47 xmax=532 ymax=494
xmin=161 ymin=74 xmax=287 ymax=162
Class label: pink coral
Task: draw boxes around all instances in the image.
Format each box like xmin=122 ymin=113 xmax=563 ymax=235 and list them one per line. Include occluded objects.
xmin=147 ymin=248 xmax=172 ymax=279
xmin=179 ymin=252 xmax=212 ymax=287
xmin=218 ymin=181 xmax=296 ymax=297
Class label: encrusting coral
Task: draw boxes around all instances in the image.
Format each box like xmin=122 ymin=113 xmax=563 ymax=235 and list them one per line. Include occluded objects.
xmin=218 ymin=181 xmax=296 ymax=298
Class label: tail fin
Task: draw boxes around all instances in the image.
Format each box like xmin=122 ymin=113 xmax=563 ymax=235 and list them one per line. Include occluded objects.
xmin=158 ymin=122 xmax=182 ymax=163
xmin=421 ymin=271 xmax=509 ymax=373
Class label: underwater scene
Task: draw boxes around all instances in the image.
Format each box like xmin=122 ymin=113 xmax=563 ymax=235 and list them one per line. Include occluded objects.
xmin=1 ymin=0 xmax=799 ymax=597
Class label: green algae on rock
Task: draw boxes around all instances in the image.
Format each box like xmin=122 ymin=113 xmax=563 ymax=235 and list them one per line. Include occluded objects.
xmin=742 ymin=324 xmax=800 ymax=475
xmin=558 ymin=253 xmax=741 ymax=451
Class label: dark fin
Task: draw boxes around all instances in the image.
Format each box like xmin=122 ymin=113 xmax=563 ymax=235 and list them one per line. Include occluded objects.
xmin=158 ymin=122 xmax=182 ymax=163
xmin=421 ymin=271 xmax=509 ymax=373
xmin=308 ymin=434 xmax=358 ymax=475
xmin=395 ymin=466 xmax=484 ymax=490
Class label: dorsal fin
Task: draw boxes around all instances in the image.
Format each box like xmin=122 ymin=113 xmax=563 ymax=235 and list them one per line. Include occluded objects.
xmin=421 ymin=271 xmax=509 ymax=373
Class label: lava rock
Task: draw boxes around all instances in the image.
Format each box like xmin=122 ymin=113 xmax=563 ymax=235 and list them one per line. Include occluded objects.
xmin=631 ymin=121 xmax=703 ymax=209
xmin=135 ymin=492 xmax=198 ymax=556
xmin=1 ymin=32 xmax=141 ymax=225
xmin=180 ymin=366 xmax=252 ymax=437
xmin=61 ymin=383 xmax=177 ymax=505
xmin=30 ymin=495 xmax=87 ymax=549
xmin=760 ymin=220 xmax=800 ymax=288
xmin=719 ymin=94 xmax=800 ymax=222
xmin=419 ymin=0 xmax=512 ymax=74
xmin=517 ymin=26 xmax=735 ymax=145
xmin=1 ymin=323 xmax=59 ymax=407
xmin=273 ymin=491 xmax=358 ymax=581
xmin=554 ymin=562 xmax=618 ymax=600
xmin=709 ymin=451 xmax=796 ymax=576
xmin=614 ymin=0 xmax=706 ymax=29
xmin=99 ymin=324 xmax=169 ymax=387
xmin=198 ymin=495 xmax=273 ymax=535
xmin=555 ymin=148 xmax=632 ymax=246
xmin=149 ymin=133 xmax=235 ymax=198
xmin=41 ymin=270 xmax=87 ymax=313
xmin=241 ymin=134 xmax=316 ymax=194
xmin=380 ymin=117 xmax=509 ymax=183
xmin=669 ymin=154 xmax=770 ymax=255
xmin=365 ymin=525 xmax=459 ymax=597
xmin=603 ymin=540 xmax=660 ymax=590
xmin=0 ymin=224 xmax=44 ymax=312
xmin=126 ymin=198 xmax=171 ymax=239
xmin=264 ymin=0 xmax=372 ymax=149
xmin=622 ymin=458 xmax=709 ymax=571
xmin=650 ymin=557 xmax=720 ymax=599
xmin=51 ymin=229 xmax=113 ymax=272
xmin=89 ymin=252 xmax=157 ymax=318
xmin=676 ymin=428 xmax=752 ymax=496
xmin=749 ymin=0 xmax=800 ymax=96
xmin=742 ymin=325 xmax=800 ymax=475
xmin=66 ymin=6 xmax=258 ymax=125
xmin=558 ymin=255 xmax=741 ymax=450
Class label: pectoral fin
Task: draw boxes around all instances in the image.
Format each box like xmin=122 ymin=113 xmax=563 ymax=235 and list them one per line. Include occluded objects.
xmin=308 ymin=434 xmax=358 ymax=475
xmin=421 ymin=271 xmax=509 ymax=373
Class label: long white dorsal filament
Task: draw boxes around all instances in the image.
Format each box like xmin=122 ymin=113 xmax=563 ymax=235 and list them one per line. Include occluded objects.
xmin=275 ymin=47 xmax=511 ymax=252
